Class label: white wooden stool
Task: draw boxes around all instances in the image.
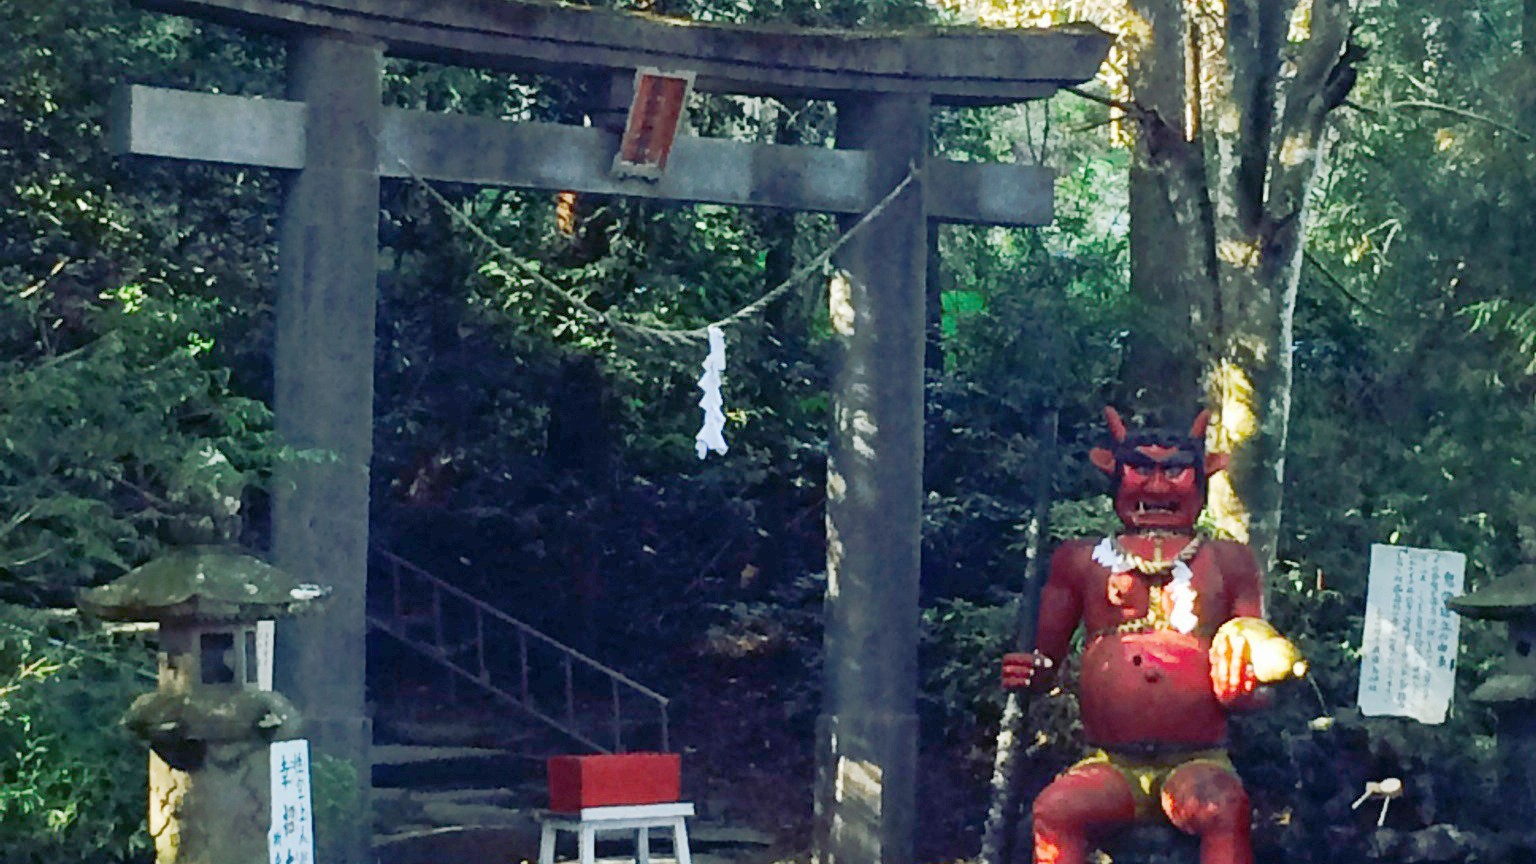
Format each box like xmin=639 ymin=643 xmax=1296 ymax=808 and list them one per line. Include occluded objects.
xmin=538 ymin=802 xmax=694 ymax=864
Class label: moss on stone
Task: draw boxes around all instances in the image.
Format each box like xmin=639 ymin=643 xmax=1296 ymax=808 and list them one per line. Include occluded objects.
xmin=78 ymin=546 xmax=329 ymax=624
xmin=125 ymin=685 xmax=302 ymax=743
xmin=1470 ymin=673 xmax=1536 ymax=705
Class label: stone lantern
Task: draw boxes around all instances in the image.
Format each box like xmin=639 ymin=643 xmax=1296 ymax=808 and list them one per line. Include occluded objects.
xmin=78 ymin=546 xmax=330 ymax=864
xmin=1447 ymin=558 xmax=1536 ymax=824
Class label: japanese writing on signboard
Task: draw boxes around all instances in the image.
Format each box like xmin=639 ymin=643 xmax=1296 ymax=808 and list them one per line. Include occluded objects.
xmin=1357 ymin=544 xmax=1465 ymax=724
xmin=269 ymin=738 xmax=314 ymax=864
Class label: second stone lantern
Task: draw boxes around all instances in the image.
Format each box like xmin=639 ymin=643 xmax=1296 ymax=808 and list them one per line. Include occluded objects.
xmin=1447 ymin=554 xmax=1536 ymax=826
xmin=78 ymin=546 xmax=330 ymax=864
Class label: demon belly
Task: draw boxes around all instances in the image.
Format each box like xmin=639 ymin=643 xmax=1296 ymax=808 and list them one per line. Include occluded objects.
xmin=1076 ymin=630 xmax=1229 ymax=748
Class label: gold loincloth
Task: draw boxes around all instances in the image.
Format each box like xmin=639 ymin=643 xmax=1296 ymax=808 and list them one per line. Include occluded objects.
xmin=1071 ymin=747 xmax=1235 ymax=821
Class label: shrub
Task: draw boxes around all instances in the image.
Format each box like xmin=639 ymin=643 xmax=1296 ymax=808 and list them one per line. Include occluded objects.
xmin=0 ymin=606 xmax=154 ymax=862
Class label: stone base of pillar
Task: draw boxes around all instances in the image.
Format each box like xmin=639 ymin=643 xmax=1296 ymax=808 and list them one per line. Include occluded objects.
xmin=814 ymin=712 xmax=918 ymax=864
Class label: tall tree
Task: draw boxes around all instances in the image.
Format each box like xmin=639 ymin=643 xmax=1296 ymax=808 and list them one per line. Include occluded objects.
xmin=1181 ymin=0 xmax=1356 ymax=570
xmin=1004 ymin=0 xmax=1356 ymax=566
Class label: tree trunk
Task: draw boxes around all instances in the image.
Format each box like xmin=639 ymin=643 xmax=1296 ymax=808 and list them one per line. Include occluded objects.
xmin=1206 ymin=262 xmax=1298 ymax=573
xmin=1115 ymin=0 xmax=1352 ymax=568
xmin=1528 ymin=0 xmax=1536 ymax=57
xmin=1122 ymin=0 xmax=1213 ymax=421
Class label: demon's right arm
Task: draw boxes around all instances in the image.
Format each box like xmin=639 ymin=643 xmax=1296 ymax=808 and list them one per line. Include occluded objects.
xmin=1002 ymin=544 xmax=1085 ymax=690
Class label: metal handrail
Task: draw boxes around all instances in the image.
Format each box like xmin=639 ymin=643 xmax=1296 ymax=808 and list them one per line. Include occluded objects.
xmin=369 ymin=548 xmax=670 ymax=753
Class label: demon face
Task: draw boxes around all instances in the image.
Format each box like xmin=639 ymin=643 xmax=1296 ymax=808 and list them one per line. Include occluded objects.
xmin=1088 ymin=408 xmax=1229 ymax=532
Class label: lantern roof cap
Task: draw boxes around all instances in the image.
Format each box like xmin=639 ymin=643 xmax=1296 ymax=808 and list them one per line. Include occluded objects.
xmin=78 ymin=546 xmax=329 ymax=624
xmin=1447 ymin=565 xmax=1536 ymax=620
xmin=1470 ymin=672 xmax=1536 ymax=705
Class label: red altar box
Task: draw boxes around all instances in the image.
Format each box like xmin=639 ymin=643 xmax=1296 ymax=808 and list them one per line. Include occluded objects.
xmin=547 ymin=753 xmax=682 ymax=812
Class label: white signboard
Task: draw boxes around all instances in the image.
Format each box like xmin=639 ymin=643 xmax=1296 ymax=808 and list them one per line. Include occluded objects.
xmin=1357 ymin=544 xmax=1465 ymax=723
xmin=269 ymin=738 xmax=315 ymax=864
xmin=256 ymin=620 xmax=274 ymax=692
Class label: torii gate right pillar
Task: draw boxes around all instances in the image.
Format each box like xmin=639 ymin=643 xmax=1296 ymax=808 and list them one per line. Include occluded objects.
xmin=817 ymin=91 xmax=930 ymax=864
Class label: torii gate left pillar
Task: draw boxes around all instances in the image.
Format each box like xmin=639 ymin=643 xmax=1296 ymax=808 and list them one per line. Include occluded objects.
xmin=271 ymin=35 xmax=381 ymax=864
xmin=111 ymin=3 xmax=1108 ymax=862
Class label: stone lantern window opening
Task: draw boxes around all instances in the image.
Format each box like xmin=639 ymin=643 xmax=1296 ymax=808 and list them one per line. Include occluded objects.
xmin=157 ymin=621 xmax=262 ymax=689
xmin=1513 ymin=620 xmax=1536 ymax=673
xmin=201 ymin=630 xmax=237 ymax=684
xmin=245 ymin=628 xmax=260 ymax=685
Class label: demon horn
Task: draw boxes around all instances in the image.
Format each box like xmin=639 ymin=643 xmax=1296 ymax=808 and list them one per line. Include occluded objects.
xmin=1103 ymin=406 xmax=1128 ymax=443
xmin=1189 ymin=409 xmax=1212 ymax=440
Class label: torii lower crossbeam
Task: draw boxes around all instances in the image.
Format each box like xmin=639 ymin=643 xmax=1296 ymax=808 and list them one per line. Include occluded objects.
xmin=111 ymin=84 xmax=1057 ymax=226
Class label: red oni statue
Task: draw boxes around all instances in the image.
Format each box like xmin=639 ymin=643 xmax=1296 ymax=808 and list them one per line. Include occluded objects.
xmin=1002 ymin=408 xmax=1304 ymax=864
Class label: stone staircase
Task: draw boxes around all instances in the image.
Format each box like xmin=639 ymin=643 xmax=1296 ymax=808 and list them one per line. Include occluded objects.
xmin=365 ymin=550 xmax=685 ymax=862
xmin=370 ymin=722 xmax=549 ymax=864
xmin=368 ymin=549 xmax=672 ymax=753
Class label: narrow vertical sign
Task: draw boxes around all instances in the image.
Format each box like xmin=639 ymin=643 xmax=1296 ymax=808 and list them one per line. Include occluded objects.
xmin=269 ymin=738 xmax=315 ymax=864
xmin=256 ymin=620 xmax=275 ymax=691
xmin=1357 ymin=544 xmax=1465 ymax=723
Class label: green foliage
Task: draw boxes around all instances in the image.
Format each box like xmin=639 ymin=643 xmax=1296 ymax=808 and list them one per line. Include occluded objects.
xmin=311 ymin=754 xmax=362 ymax=863
xmin=920 ymin=596 xmax=1082 ymax=776
xmin=0 ymin=606 xmax=153 ymax=863
xmin=0 ymin=0 xmax=292 ymax=607
xmin=0 ymin=284 xmax=281 ymax=601
xmin=1047 ymin=496 xmax=1117 ymax=541
xmin=921 ymin=597 xmax=1014 ymax=726
xmin=1294 ymin=0 xmax=1536 ymax=601
xmin=697 ymin=570 xmax=827 ymax=719
xmin=921 ymin=93 xmax=1130 ymax=602
xmin=0 ymin=0 xmax=283 ymax=340
xmin=1464 ymin=298 xmax=1536 ymax=374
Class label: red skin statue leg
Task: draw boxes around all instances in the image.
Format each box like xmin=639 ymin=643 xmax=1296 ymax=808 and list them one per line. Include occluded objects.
xmin=1032 ymin=763 xmax=1137 ymax=864
xmin=1160 ymin=762 xmax=1253 ymax=864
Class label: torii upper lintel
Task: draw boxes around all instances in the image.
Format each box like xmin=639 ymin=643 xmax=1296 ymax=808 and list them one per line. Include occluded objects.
xmin=137 ymin=0 xmax=1108 ymax=104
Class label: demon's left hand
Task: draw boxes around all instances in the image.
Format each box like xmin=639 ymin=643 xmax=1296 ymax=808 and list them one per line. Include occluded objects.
xmin=1209 ymin=617 xmax=1307 ymax=706
xmin=1209 ymin=626 xmax=1260 ymax=705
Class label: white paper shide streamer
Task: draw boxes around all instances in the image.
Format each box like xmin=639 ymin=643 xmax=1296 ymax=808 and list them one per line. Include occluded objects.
xmin=1091 ymin=537 xmax=1198 ymax=634
xmin=695 ymin=325 xmax=728 ymax=459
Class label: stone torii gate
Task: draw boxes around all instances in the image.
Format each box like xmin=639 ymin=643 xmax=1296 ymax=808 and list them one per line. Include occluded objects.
xmin=110 ymin=2 xmax=1108 ymax=862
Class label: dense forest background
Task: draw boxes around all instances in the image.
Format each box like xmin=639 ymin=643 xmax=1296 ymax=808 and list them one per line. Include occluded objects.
xmin=2 ymin=0 xmax=1536 ymax=862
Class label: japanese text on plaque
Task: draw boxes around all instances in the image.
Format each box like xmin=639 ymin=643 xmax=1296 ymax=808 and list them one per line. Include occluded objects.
xmin=1357 ymin=544 xmax=1465 ymax=724
xmin=269 ymin=738 xmax=314 ymax=864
